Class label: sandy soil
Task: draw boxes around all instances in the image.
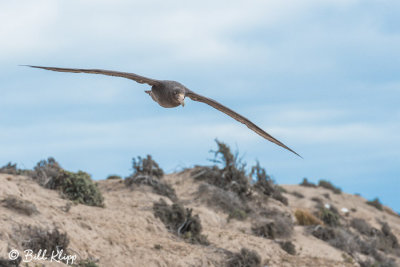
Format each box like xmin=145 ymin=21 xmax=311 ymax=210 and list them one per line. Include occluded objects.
xmin=0 ymin=171 xmax=399 ymax=267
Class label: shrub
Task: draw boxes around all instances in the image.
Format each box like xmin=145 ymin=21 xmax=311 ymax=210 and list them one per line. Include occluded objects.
xmin=0 ymin=256 xmax=21 ymax=267
xmin=0 ymin=162 xmax=19 ymax=175
xmin=76 ymin=260 xmax=99 ymax=267
xmin=197 ymin=184 xmax=250 ymax=221
xmin=51 ymin=170 xmax=104 ymax=207
xmin=318 ymin=207 xmax=340 ymax=227
xmin=251 ymin=162 xmax=288 ymax=205
xmin=32 ymin=157 xmax=63 ymax=187
xmin=153 ymin=199 xmax=208 ymax=245
xmin=299 ymin=178 xmax=317 ymax=188
xmin=366 ymin=198 xmax=383 ymax=211
xmin=1 ymin=195 xmax=39 ymax=216
xmin=125 ymin=155 xmax=177 ymax=201
xmin=132 ymin=155 xmax=164 ymax=178
xmin=192 ymin=140 xmax=250 ymax=198
xmin=291 ymin=191 xmax=304 ymax=198
xmin=125 ymin=175 xmax=176 ymax=202
xmin=375 ymin=223 xmax=399 ymax=253
xmin=351 ymin=218 xmax=373 ymax=236
xmin=294 ymin=209 xmax=322 ymax=226
xmin=21 ymin=225 xmax=69 ymax=258
xmin=318 ymin=180 xmax=341 ymax=194
xmin=106 ymin=175 xmax=122 ymax=180
xmin=252 ymin=215 xmax=293 ymax=240
xmin=226 ymin=248 xmax=261 ymax=267
xmin=279 ymin=241 xmax=296 ymax=255
xmin=311 ymin=226 xmax=360 ymax=254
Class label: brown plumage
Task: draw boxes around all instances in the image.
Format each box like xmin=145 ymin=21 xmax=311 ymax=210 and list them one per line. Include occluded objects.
xmin=26 ymin=65 xmax=301 ymax=157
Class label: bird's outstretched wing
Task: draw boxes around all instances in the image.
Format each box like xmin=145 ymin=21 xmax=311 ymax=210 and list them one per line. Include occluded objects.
xmin=24 ymin=65 xmax=161 ymax=86
xmin=185 ymin=89 xmax=301 ymax=158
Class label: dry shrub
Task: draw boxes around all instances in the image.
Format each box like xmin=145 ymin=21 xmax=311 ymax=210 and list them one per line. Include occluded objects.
xmin=226 ymin=248 xmax=261 ymax=267
xmin=76 ymin=259 xmax=100 ymax=267
xmin=318 ymin=180 xmax=342 ymax=194
xmin=375 ymin=223 xmax=399 ymax=253
xmin=106 ymin=175 xmax=122 ymax=180
xmin=252 ymin=215 xmax=293 ymax=240
xmin=191 ymin=140 xmax=250 ymax=198
xmin=0 ymin=256 xmax=21 ymax=267
xmin=131 ymin=155 xmax=164 ymax=178
xmin=294 ymin=209 xmax=322 ymax=226
xmin=125 ymin=156 xmax=177 ymax=201
xmin=299 ymin=178 xmax=317 ymax=188
xmin=291 ymin=191 xmax=304 ymax=198
xmin=366 ymin=198 xmax=383 ymax=211
xmin=311 ymin=226 xmax=360 ymax=254
xmin=0 ymin=162 xmax=19 ymax=175
xmin=279 ymin=241 xmax=296 ymax=255
xmin=1 ymin=195 xmax=39 ymax=216
xmin=20 ymin=225 xmax=69 ymax=258
xmin=153 ymin=199 xmax=208 ymax=245
xmin=32 ymin=157 xmax=63 ymax=187
xmin=351 ymin=218 xmax=373 ymax=236
xmin=251 ymin=162 xmax=288 ymax=205
xmin=197 ymin=183 xmax=250 ymax=221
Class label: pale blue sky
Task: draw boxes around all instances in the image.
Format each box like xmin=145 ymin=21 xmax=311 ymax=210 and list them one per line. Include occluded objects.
xmin=1 ymin=1 xmax=399 ymax=211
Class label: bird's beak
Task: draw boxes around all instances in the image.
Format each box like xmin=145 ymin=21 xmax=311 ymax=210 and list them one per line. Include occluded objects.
xmin=178 ymin=93 xmax=185 ymax=107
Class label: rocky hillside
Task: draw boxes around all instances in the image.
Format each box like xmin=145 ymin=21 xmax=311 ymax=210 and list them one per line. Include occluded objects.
xmin=0 ymin=143 xmax=399 ymax=267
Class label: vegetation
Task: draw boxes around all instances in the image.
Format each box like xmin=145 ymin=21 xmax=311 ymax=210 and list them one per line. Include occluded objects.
xmin=279 ymin=241 xmax=296 ymax=255
xmin=251 ymin=162 xmax=288 ymax=205
xmin=125 ymin=155 xmax=177 ymax=201
xmin=318 ymin=180 xmax=342 ymax=194
xmin=1 ymin=195 xmax=39 ymax=216
xmin=51 ymin=170 xmax=104 ymax=207
xmin=192 ymin=140 xmax=250 ymax=198
xmin=299 ymin=178 xmax=317 ymax=188
xmin=226 ymin=248 xmax=261 ymax=267
xmin=251 ymin=215 xmax=293 ymax=240
xmin=106 ymin=175 xmax=122 ymax=180
xmin=197 ymin=183 xmax=250 ymax=221
xmin=21 ymin=225 xmax=70 ymax=258
xmin=153 ymin=199 xmax=209 ymax=245
xmin=366 ymin=197 xmax=383 ymax=211
xmin=294 ymin=209 xmax=322 ymax=226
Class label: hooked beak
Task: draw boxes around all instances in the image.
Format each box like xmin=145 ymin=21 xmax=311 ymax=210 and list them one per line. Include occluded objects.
xmin=178 ymin=93 xmax=185 ymax=107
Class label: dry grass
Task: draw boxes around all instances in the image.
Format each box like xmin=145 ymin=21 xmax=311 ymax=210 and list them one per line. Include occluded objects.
xmin=294 ymin=209 xmax=323 ymax=226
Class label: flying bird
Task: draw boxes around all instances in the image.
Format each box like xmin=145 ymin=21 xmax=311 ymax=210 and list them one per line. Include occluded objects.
xmin=26 ymin=65 xmax=301 ymax=157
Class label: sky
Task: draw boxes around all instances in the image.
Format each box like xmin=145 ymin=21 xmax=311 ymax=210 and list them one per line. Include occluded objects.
xmin=1 ymin=1 xmax=399 ymax=212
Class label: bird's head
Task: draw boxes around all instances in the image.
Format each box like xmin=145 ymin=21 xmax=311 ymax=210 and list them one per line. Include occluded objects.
xmin=173 ymin=88 xmax=186 ymax=107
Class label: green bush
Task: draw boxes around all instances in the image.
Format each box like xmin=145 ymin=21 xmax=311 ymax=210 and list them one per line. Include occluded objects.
xmin=52 ymin=170 xmax=104 ymax=207
xmin=318 ymin=207 xmax=340 ymax=227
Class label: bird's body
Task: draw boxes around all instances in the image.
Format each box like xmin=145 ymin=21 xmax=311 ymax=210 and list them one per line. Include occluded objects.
xmin=25 ymin=65 xmax=301 ymax=157
xmin=148 ymin=80 xmax=187 ymax=108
